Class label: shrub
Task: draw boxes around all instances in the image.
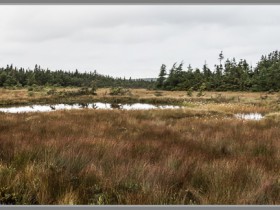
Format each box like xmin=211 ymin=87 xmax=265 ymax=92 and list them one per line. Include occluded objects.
xmin=187 ymin=87 xmax=193 ymax=97
xmin=28 ymin=92 xmax=34 ymax=97
xmin=47 ymin=88 xmax=57 ymax=95
xmin=260 ymin=94 xmax=268 ymax=100
xmin=77 ymin=87 xmax=90 ymax=95
xmin=0 ymin=187 xmax=20 ymax=205
xmin=197 ymin=83 xmax=206 ymax=97
xmin=28 ymin=85 xmax=44 ymax=92
xmin=109 ymin=87 xmax=130 ymax=96
xmin=154 ymin=91 xmax=163 ymax=97
xmin=268 ymin=89 xmax=275 ymax=94
xmin=90 ymin=81 xmax=98 ymax=95
xmin=77 ymin=86 xmax=97 ymax=95
xmin=197 ymin=91 xmax=203 ymax=97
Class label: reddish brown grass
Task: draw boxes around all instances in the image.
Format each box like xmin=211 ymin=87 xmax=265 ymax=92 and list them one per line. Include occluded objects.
xmin=0 ymin=108 xmax=280 ymax=204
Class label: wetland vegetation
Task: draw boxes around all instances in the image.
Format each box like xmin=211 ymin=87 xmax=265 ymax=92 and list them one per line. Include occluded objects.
xmin=1 ymin=87 xmax=280 ymax=205
xmin=0 ymin=50 xmax=280 ymax=205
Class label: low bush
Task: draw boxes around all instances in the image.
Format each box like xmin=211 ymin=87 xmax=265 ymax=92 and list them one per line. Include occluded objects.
xmin=109 ymin=87 xmax=131 ymax=96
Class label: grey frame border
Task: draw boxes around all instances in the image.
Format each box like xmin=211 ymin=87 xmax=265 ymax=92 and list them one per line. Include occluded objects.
xmin=0 ymin=0 xmax=280 ymax=209
xmin=0 ymin=0 xmax=280 ymax=4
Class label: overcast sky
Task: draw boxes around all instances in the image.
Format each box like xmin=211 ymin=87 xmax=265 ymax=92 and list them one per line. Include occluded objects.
xmin=0 ymin=5 xmax=279 ymax=78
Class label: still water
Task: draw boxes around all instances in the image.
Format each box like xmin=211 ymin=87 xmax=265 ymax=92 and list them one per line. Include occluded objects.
xmin=235 ymin=113 xmax=264 ymax=120
xmin=0 ymin=103 xmax=181 ymax=113
xmin=0 ymin=104 xmax=265 ymax=121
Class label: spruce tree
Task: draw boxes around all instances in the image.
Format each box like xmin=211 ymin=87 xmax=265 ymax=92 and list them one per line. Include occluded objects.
xmin=156 ymin=64 xmax=167 ymax=89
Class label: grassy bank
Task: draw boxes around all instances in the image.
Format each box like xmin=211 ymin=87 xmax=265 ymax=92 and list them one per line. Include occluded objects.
xmin=1 ymin=88 xmax=280 ymax=112
xmin=0 ymin=108 xmax=280 ymax=204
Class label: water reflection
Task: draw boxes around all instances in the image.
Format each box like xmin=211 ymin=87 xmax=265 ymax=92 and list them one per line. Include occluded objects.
xmin=110 ymin=103 xmax=122 ymax=109
xmin=0 ymin=102 xmax=181 ymax=113
xmin=79 ymin=103 xmax=88 ymax=108
xmin=50 ymin=105 xmax=56 ymax=110
xmin=91 ymin=104 xmax=98 ymax=109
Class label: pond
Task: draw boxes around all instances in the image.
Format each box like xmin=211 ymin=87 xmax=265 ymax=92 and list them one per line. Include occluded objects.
xmin=0 ymin=103 xmax=181 ymax=113
xmin=235 ymin=113 xmax=264 ymax=121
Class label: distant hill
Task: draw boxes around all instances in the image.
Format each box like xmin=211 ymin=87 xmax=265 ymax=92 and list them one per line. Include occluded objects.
xmin=137 ymin=78 xmax=157 ymax=82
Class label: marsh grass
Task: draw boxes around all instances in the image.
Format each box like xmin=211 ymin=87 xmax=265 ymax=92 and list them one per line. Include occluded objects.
xmin=0 ymin=107 xmax=280 ymax=204
xmin=1 ymin=88 xmax=280 ymax=111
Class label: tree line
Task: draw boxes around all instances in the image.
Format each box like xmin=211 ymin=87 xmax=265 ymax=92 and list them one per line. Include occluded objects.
xmin=156 ymin=50 xmax=280 ymax=92
xmin=0 ymin=65 xmax=154 ymax=89
xmin=1 ymin=50 xmax=279 ymax=92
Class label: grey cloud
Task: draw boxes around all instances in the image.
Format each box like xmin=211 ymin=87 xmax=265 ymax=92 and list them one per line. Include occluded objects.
xmin=0 ymin=5 xmax=280 ymax=78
